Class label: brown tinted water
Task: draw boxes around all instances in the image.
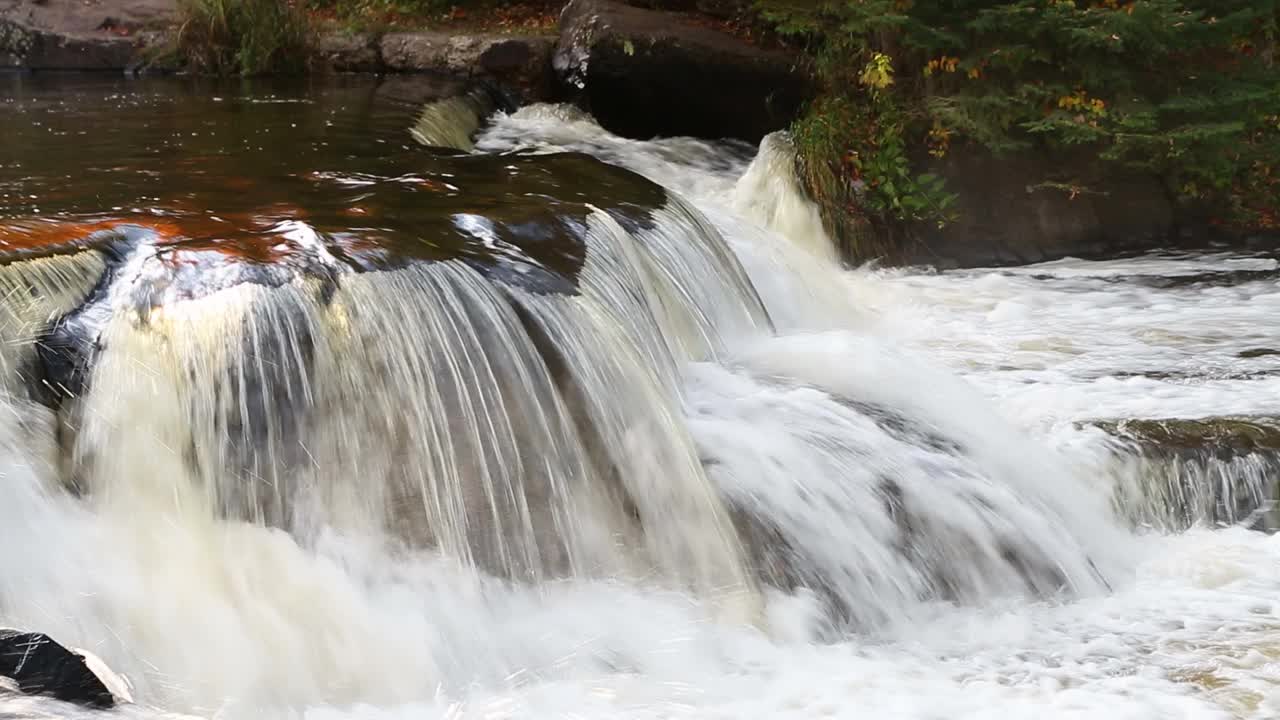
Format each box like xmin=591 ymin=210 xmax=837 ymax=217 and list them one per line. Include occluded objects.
xmin=0 ymin=73 xmax=666 ymax=289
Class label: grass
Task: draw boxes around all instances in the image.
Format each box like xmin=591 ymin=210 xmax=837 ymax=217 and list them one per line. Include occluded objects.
xmin=177 ymin=0 xmax=312 ymax=75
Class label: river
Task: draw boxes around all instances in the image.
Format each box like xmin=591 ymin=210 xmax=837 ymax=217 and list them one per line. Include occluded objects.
xmin=1 ymin=75 xmax=1278 ymax=720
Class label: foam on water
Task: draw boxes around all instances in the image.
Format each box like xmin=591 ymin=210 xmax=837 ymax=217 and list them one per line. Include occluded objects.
xmin=2 ymin=100 xmax=1279 ymax=720
xmin=840 ymin=257 xmax=1280 ymax=425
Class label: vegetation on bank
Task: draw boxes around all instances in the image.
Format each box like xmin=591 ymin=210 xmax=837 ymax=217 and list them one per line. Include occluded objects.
xmin=753 ymin=0 xmax=1280 ymax=234
xmin=176 ymin=0 xmax=311 ymax=75
xmin=173 ymin=0 xmax=556 ymax=74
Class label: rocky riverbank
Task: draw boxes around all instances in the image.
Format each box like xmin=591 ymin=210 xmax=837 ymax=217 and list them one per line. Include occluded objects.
xmin=0 ymin=0 xmax=805 ymax=133
xmin=0 ymin=0 xmax=172 ymax=70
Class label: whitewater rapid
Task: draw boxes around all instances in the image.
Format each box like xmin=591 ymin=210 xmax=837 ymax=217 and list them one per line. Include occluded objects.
xmin=2 ymin=97 xmax=1279 ymax=720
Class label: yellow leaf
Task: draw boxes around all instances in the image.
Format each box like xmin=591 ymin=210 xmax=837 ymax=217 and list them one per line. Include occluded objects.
xmin=859 ymin=53 xmax=895 ymax=89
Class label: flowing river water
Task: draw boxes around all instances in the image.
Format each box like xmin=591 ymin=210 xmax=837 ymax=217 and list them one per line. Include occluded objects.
xmin=1 ymin=76 xmax=1279 ymax=720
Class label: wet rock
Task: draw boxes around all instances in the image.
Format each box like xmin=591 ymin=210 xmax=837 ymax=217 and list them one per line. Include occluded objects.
xmin=728 ymin=507 xmax=850 ymax=633
xmin=315 ymin=31 xmax=381 ymax=73
xmin=1094 ymin=417 xmax=1280 ymax=455
xmin=1090 ymin=416 xmax=1280 ymax=531
xmin=0 ymin=630 xmax=128 ymax=708
xmin=553 ymin=0 xmax=812 ymax=141
xmin=380 ymin=31 xmax=555 ymax=100
xmin=0 ymin=0 xmax=174 ymax=70
xmin=475 ymin=36 xmax=555 ymax=98
xmin=325 ymin=150 xmax=669 ymax=291
xmin=0 ymin=18 xmax=137 ymax=69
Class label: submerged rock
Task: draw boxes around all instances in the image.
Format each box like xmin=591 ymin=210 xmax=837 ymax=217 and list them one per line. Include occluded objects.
xmin=0 ymin=630 xmax=129 ymax=709
xmin=553 ymin=0 xmax=812 ymax=141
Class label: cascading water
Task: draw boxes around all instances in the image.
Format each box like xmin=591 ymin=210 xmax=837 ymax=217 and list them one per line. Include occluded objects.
xmin=2 ymin=76 xmax=1279 ymax=720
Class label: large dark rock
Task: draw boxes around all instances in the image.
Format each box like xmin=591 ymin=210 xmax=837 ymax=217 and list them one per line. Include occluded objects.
xmin=0 ymin=630 xmax=125 ymax=708
xmin=901 ymin=144 xmax=1178 ymax=268
xmin=553 ymin=0 xmax=812 ymax=141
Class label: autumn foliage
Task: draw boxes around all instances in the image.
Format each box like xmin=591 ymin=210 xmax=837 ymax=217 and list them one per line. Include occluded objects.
xmin=757 ymin=0 xmax=1280 ymax=229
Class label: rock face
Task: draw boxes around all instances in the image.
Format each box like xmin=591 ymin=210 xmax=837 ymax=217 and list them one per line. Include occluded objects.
xmin=554 ymin=0 xmax=812 ymax=141
xmin=378 ymin=31 xmax=556 ymax=100
xmin=0 ymin=630 xmax=126 ymax=708
xmin=313 ymin=30 xmax=555 ymax=100
xmin=813 ymin=139 xmax=1278 ymax=270
xmin=0 ymin=0 xmax=174 ymax=70
xmin=314 ymin=31 xmax=382 ymax=73
xmin=624 ymin=0 xmax=748 ymax=17
xmin=902 ymin=145 xmax=1179 ymax=268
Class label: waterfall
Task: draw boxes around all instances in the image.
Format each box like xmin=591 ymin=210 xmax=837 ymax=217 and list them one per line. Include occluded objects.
xmin=410 ymin=88 xmax=501 ymax=151
xmin=5 ymin=81 xmax=1250 ymax=719
xmin=16 ymin=207 xmax=766 ymax=608
xmin=1 ymin=133 xmax=1123 ymax=628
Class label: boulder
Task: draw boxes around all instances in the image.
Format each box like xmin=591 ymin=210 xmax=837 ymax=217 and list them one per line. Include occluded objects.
xmin=553 ymin=0 xmax=812 ymax=141
xmin=314 ymin=31 xmax=382 ymax=73
xmin=380 ymin=31 xmax=555 ymax=100
xmin=0 ymin=629 xmax=129 ymax=708
xmin=475 ymin=36 xmax=555 ymax=98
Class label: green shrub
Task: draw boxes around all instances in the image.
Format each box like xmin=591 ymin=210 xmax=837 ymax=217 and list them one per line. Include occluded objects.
xmin=178 ymin=0 xmax=312 ymax=75
xmin=757 ymin=0 xmax=1280 ymax=230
